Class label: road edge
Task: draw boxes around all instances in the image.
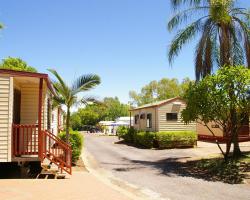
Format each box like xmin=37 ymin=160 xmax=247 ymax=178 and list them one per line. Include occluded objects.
xmin=82 ymin=147 xmax=168 ymax=200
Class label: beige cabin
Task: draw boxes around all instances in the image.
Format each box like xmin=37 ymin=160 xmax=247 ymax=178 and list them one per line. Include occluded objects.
xmin=0 ymin=69 xmax=71 ymax=174
xmin=130 ymin=97 xmax=196 ymax=132
xmin=197 ymin=120 xmax=250 ymax=142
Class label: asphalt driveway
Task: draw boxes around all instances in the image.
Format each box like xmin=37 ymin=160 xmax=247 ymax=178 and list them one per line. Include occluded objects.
xmin=84 ymin=133 xmax=250 ymax=200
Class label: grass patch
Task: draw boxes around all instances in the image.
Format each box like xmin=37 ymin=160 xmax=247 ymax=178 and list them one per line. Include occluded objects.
xmin=194 ymin=154 xmax=250 ymax=184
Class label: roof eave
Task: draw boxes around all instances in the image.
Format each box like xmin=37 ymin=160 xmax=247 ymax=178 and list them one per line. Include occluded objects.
xmin=0 ymin=69 xmax=56 ymax=96
xmin=129 ymin=97 xmax=184 ymax=111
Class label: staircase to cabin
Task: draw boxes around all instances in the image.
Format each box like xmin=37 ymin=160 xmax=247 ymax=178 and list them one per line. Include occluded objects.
xmin=39 ymin=130 xmax=72 ymax=178
xmin=13 ymin=125 xmax=72 ymax=178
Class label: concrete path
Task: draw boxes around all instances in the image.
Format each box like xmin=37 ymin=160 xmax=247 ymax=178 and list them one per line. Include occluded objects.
xmin=84 ymin=134 xmax=250 ymax=200
xmin=0 ymin=171 xmax=131 ymax=200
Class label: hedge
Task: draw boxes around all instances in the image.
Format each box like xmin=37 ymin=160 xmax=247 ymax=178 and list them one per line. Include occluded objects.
xmin=155 ymin=131 xmax=197 ymax=149
xmin=117 ymin=127 xmax=197 ymax=149
xmin=117 ymin=126 xmax=137 ymax=143
xmin=134 ymin=131 xmax=155 ymax=148
xmin=59 ymin=130 xmax=84 ymax=164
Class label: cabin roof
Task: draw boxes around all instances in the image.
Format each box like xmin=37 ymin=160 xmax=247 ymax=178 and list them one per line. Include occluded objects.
xmin=130 ymin=97 xmax=184 ymax=111
xmin=0 ymin=69 xmax=55 ymax=95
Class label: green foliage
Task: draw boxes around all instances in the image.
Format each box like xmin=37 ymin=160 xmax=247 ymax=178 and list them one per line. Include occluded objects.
xmin=117 ymin=126 xmax=137 ymax=143
xmin=0 ymin=57 xmax=37 ymax=72
xmin=129 ymin=77 xmax=193 ymax=107
xmin=196 ymin=158 xmax=244 ymax=184
xmin=134 ymin=131 xmax=155 ymax=148
xmin=59 ymin=130 xmax=83 ymax=163
xmin=182 ymin=66 xmax=250 ymax=128
xmin=48 ymin=69 xmax=101 ymax=143
xmin=70 ymin=113 xmax=82 ymax=131
xmin=168 ymin=0 xmax=250 ymax=80
xmin=70 ymin=97 xmax=130 ymax=130
xmin=182 ymin=66 xmax=250 ymax=158
xmin=117 ymin=128 xmax=196 ymax=149
xmin=155 ymin=131 xmax=197 ymax=149
xmin=117 ymin=126 xmax=129 ymax=140
xmin=103 ymin=97 xmax=129 ymax=120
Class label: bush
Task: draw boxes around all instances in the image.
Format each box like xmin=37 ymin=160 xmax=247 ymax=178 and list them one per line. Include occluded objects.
xmin=155 ymin=131 xmax=197 ymax=149
xmin=117 ymin=126 xmax=129 ymax=139
xmin=117 ymin=126 xmax=137 ymax=143
xmin=59 ymin=130 xmax=84 ymax=164
xmin=134 ymin=131 xmax=155 ymax=148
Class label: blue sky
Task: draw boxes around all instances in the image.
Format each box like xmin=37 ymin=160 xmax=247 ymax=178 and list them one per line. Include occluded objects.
xmin=0 ymin=0 xmax=249 ymax=103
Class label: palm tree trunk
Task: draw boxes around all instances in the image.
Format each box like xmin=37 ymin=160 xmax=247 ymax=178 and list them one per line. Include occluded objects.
xmin=220 ymin=24 xmax=232 ymax=67
xmin=66 ymin=106 xmax=70 ymax=144
xmin=220 ymin=24 xmax=242 ymax=158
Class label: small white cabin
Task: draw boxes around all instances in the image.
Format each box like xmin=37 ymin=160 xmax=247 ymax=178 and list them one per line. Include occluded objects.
xmin=0 ymin=69 xmax=71 ymax=174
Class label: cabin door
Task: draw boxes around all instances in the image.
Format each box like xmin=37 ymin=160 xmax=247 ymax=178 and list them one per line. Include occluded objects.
xmin=13 ymin=89 xmax=21 ymax=154
xmin=13 ymin=89 xmax=21 ymax=124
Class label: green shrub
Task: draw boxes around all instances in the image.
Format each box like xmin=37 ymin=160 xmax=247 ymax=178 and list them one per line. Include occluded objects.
xmin=117 ymin=126 xmax=129 ymax=139
xmin=155 ymin=131 xmax=197 ymax=149
xmin=134 ymin=131 xmax=155 ymax=148
xmin=59 ymin=130 xmax=84 ymax=164
xmin=117 ymin=126 xmax=137 ymax=143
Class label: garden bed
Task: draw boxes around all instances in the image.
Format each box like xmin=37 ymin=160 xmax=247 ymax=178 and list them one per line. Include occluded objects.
xmin=117 ymin=127 xmax=197 ymax=149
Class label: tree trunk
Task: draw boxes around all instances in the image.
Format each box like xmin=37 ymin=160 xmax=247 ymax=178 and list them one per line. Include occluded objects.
xmin=233 ymin=131 xmax=242 ymax=158
xmin=66 ymin=106 xmax=70 ymax=144
xmin=219 ymin=24 xmax=232 ymax=67
xmin=224 ymin=137 xmax=232 ymax=162
xmin=230 ymin=108 xmax=241 ymax=158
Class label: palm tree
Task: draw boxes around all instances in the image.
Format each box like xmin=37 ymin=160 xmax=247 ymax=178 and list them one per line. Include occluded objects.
xmin=48 ymin=69 xmax=101 ymax=144
xmin=168 ymin=0 xmax=250 ymax=80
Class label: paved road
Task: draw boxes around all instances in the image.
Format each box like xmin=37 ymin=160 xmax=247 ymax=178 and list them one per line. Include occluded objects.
xmin=85 ymin=134 xmax=250 ymax=200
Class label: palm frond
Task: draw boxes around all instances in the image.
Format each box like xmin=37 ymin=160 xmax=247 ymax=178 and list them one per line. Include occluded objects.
xmin=204 ymin=36 xmax=212 ymax=75
xmin=168 ymin=6 xmax=209 ymax=31
xmin=195 ymin=19 xmax=215 ymax=80
xmin=229 ymin=24 xmax=244 ymax=66
xmin=170 ymin=0 xmax=207 ymax=10
xmin=80 ymin=96 xmax=100 ymax=106
xmin=53 ymin=95 xmax=66 ymax=106
xmin=71 ymin=74 xmax=101 ymax=95
xmin=0 ymin=23 xmax=4 ymax=29
xmin=51 ymin=81 xmax=70 ymax=100
xmin=48 ymin=69 xmax=69 ymax=94
xmin=232 ymin=16 xmax=250 ymax=67
xmin=244 ymin=37 xmax=250 ymax=69
xmin=168 ymin=18 xmax=204 ymax=64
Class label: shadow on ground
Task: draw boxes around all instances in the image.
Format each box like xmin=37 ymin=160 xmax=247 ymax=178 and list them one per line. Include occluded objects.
xmin=113 ymin=155 xmax=250 ymax=184
xmin=0 ymin=162 xmax=42 ymax=179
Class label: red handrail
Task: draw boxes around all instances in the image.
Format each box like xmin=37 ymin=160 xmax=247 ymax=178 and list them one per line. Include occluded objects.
xmin=13 ymin=124 xmax=39 ymax=156
xmin=40 ymin=130 xmax=72 ymax=175
xmin=13 ymin=124 xmax=72 ymax=175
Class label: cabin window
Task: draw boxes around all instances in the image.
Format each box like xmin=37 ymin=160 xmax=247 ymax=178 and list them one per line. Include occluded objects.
xmin=147 ymin=113 xmax=152 ymax=128
xmin=140 ymin=113 xmax=145 ymax=119
xmin=166 ymin=113 xmax=178 ymax=121
xmin=211 ymin=124 xmax=220 ymax=128
xmin=135 ymin=115 xmax=139 ymax=124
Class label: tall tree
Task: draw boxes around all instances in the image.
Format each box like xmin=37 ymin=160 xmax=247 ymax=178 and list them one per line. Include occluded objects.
xmin=0 ymin=57 xmax=37 ymax=72
xmin=48 ymin=69 xmax=101 ymax=143
xmin=168 ymin=0 xmax=250 ymax=80
xmin=70 ymin=97 xmax=130 ymax=130
xmin=103 ymin=97 xmax=130 ymax=120
xmin=129 ymin=77 xmax=193 ymax=106
xmin=182 ymin=66 xmax=250 ymax=160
